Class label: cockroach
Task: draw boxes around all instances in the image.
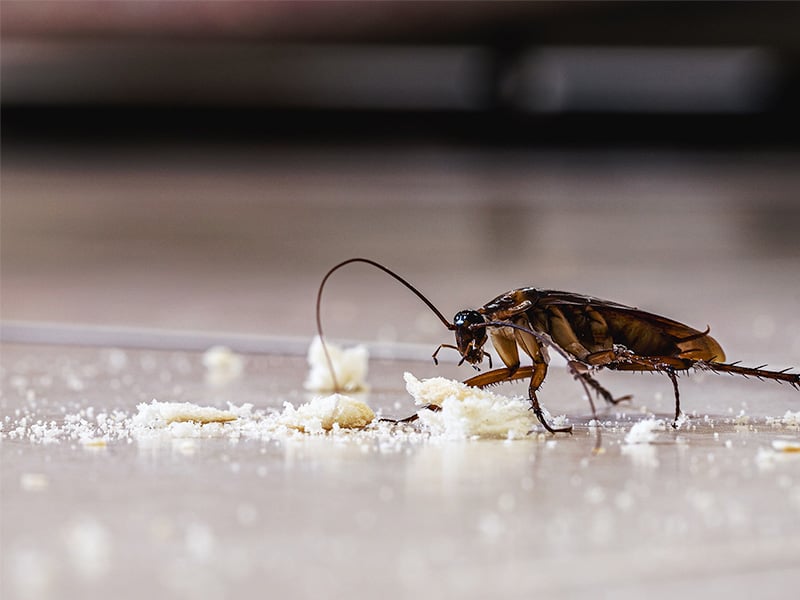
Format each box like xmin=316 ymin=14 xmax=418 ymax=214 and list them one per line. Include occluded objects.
xmin=316 ymin=258 xmax=799 ymax=434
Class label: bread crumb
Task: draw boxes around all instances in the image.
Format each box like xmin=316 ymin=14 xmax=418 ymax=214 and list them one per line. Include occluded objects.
xmin=280 ymin=394 xmax=375 ymax=433
xmin=20 ymin=473 xmax=49 ymax=492
xmin=304 ymin=336 xmax=368 ymax=392
xmin=403 ymin=372 xmax=535 ymax=439
xmin=81 ymin=438 xmax=108 ymax=449
xmin=133 ymin=400 xmax=238 ymax=427
xmin=772 ymin=439 xmax=800 ymax=453
xmin=780 ymin=410 xmax=800 ymax=428
xmin=624 ymin=417 xmax=666 ymax=444
xmin=202 ymin=346 xmax=244 ymax=385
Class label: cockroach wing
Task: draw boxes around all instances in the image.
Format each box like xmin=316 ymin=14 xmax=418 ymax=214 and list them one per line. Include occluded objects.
xmin=532 ymin=290 xmax=726 ymax=362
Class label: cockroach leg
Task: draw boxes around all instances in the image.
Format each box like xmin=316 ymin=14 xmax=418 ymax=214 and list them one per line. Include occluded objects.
xmin=463 ymin=364 xmax=572 ymax=434
xmin=606 ymin=355 xmax=688 ymax=426
xmin=529 ymin=389 xmax=573 ymax=434
xmin=528 ymin=363 xmax=573 ymax=434
xmin=666 ymin=367 xmax=681 ymax=427
xmin=432 ymin=344 xmax=459 ymax=366
xmin=380 ymin=404 xmax=442 ymax=424
xmin=463 ymin=366 xmax=533 ymax=388
xmin=577 ymin=371 xmax=633 ymax=406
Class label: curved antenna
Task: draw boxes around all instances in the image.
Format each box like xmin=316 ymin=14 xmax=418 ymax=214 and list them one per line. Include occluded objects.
xmin=316 ymin=258 xmax=455 ymax=391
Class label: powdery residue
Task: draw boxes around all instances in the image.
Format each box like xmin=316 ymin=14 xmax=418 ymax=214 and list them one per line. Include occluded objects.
xmin=624 ymin=417 xmax=666 ymax=445
xmin=304 ymin=336 xmax=369 ymax=392
xmin=403 ymin=372 xmax=537 ymax=440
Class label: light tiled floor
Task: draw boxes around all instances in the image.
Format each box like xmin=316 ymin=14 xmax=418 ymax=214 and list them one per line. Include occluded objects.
xmin=2 ymin=144 xmax=799 ymax=599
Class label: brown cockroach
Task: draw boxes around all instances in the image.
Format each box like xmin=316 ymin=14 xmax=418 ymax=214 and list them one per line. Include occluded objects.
xmin=316 ymin=258 xmax=799 ymax=434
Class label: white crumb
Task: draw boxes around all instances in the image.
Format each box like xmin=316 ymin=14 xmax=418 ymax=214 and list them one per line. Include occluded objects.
xmin=403 ymin=372 xmax=535 ymax=439
xmin=756 ymin=441 xmax=800 ymax=469
xmin=304 ymin=336 xmax=369 ymax=392
xmin=733 ymin=410 xmax=751 ymax=426
xmin=624 ymin=417 xmax=666 ymax=444
xmin=780 ymin=410 xmax=800 ymax=428
xmin=771 ymin=439 xmax=800 ymax=453
xmin=279 ymin=394 xmax=375 ymax=433
xmin=673 ymin=412 xmax=690 ymax=429
xmin=20 ymin=473 xmax=49 ymax=492
xmin=202 ymin=346 xmax=244 ymax=385
xmin=132 ymin=400 xmax=239 ymax=427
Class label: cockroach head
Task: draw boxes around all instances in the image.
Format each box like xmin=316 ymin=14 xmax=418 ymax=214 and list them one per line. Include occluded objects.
xmin=453 ymin=310 xmax=488 ymax=365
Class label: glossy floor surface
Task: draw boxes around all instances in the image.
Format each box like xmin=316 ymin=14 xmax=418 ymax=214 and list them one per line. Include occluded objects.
xmin=2 ymin=145 xmax=800 ymax=599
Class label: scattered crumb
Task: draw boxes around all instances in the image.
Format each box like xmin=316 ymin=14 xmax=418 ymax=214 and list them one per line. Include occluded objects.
xmin=304 ymin=336 xmax=368 ymax=392
xmin=756 ymin=444 xmax=800 ymax=469
xmin=81 ymin=438 xmax=108 ymax=449
xmin=202 ymin=346 xmax=244 ymax=385
xmin=624 ymin=417 xmax=666 ymax=445
xmin=772 ymin=439 xmax=800 ymax=453
xmin=673 ymin=412 xmax=690 ymax=429
xmin=279 ymin=394 xmax=375 ymax=433
xmin=403 ymin=372 xmax=535 ymax=439
xmin=20 ymin=473 xmax=49 ymax=492
xmin=780 ymin=410 xmax=800 ymax=428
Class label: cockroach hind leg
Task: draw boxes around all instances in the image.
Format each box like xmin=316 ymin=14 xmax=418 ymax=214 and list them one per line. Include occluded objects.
xmin=577 ymin=370 xmax=632 ymax=406
xmin=666 ymin=368 xmax=682 ymax=428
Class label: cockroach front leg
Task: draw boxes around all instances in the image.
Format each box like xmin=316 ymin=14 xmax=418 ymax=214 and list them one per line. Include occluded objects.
xmin=527 ymin=362 xmax=573 ymax=434
xmin=431 ymin=344 xmax=459 ymax=366
xmin=463 ymin=365 xmax=534 ymax=388
xmin=465 ymin=363 xmax=573 ymax=434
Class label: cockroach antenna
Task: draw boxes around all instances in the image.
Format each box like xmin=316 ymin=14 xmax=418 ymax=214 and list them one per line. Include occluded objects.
xmin=315 ymin=258 xmax=455 ymax=392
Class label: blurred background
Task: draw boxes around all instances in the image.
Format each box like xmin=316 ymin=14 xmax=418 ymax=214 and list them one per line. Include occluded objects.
xmin=2 ymin=0 xmax=800 ymax=363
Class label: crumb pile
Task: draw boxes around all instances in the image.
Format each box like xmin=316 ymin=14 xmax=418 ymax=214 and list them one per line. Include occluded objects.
xmin=3 ymin=395 xmax=376 ymax=445
xmin=403 ymin=372 xmax=539 ymax=439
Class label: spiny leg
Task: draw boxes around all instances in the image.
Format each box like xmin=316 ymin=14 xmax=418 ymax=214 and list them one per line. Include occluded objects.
xmin=666 ymin=367 xmax=681 ymax=427
xmin=528 ymin=362 xmax=573 ymax=435
xmin=464 ymin=363 xmax=573 ymax=434
xmin=480 ymin=321 xmax=602 ymax=433
xmin=577 ymin=370 xmax=633 ymax=406
xmin=606 ymin=355 xmax=691 ymax=428
xmin=463 ymin=365 xmax=533 ymax=388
